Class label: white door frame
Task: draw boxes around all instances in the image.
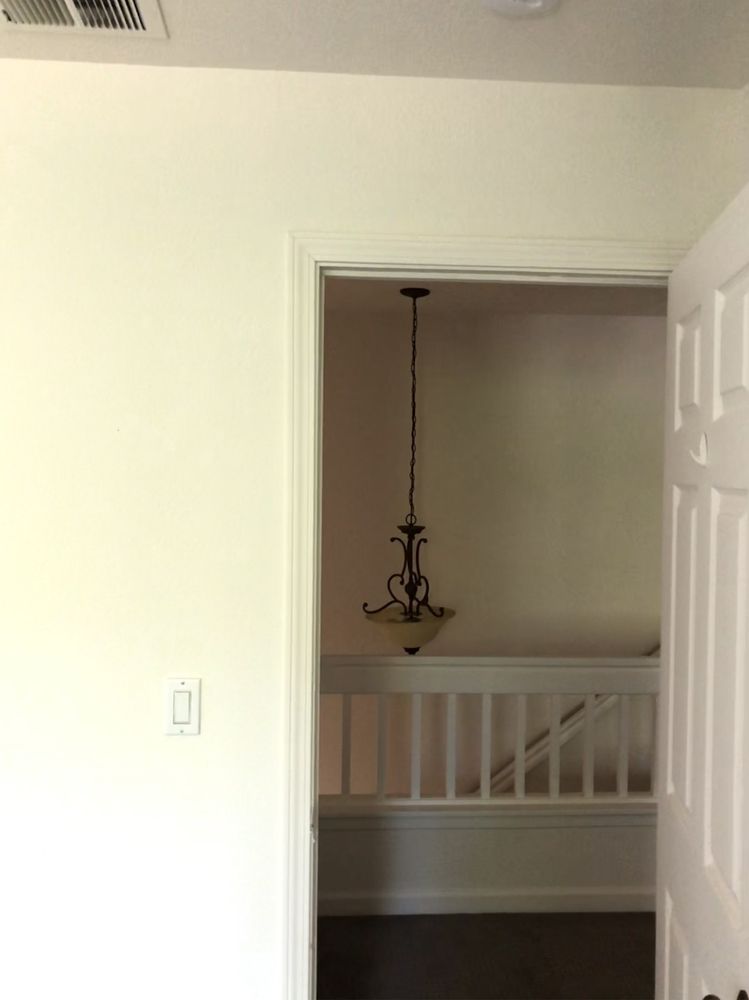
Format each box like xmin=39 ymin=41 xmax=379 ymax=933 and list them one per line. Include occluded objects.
xmin=284 ymin=232 xmax=686 ymax=1000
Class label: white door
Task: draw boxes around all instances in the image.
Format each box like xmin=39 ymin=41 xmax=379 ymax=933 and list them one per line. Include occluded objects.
xmin=658 ymin=180 xmax=749 ymax=1000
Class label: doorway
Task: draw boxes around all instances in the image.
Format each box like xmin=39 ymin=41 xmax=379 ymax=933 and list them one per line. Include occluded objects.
xmin=284 ymin=234 xmax=680 ymax=1000
xmin=315 ymin=274 xmax=666 ymax=999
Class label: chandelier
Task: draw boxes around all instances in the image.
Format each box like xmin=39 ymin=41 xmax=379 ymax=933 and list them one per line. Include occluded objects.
xmin=362 ymin=287 xmax=455 ymax=654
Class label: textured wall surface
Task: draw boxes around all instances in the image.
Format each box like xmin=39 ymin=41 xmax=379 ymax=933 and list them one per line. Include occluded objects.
xmin=0 ymin=58 xmax=745 ymax=999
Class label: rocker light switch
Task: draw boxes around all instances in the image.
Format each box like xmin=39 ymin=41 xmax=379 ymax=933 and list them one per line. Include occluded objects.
xmin=164 ymin=678 xmax=201 ymax=735
xmin=173 ymin=690 xmax=191 ymax=725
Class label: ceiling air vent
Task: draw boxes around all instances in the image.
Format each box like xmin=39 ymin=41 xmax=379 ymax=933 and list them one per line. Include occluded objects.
xmin=1 ymin=0 xmax=167 ymax=37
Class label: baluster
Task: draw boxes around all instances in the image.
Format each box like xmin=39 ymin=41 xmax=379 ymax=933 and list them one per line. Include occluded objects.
xmin=446 ymin=693 xmax=457 ymax=800
xmin=377 ymin=694 xmax=388 ymax=800
xmin=411 ymin=694 xmax=422 ymax=801
xmin=617 ymin=694 xmax=630 ymax=798
xmin=480 ymin=693 xmax=492 ymax=799
xmin=549 ymin=694 xmax=561 ymax=798
xmin=341 ymin=693 xmax=352 ymax=797
xmin=514 ymin=694 xmax=527 ymax=799
xmin=583 ymin=694 xmax=595 ymax=798
xmin=650 ymin=694 xmax=659 ymax=796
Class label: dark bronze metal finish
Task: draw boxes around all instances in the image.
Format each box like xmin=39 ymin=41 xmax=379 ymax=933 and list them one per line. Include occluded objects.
xmin=703 ymin=991 xmax=748 ymax=1000
xmin=362 ymin=521 xmax=445 ymax=622
xmin=363 ymin=287 xmax=445 ymax=652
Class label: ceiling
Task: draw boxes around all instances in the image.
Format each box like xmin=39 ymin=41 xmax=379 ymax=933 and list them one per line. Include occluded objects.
xmin=1 ymin=0 xmax=747 ymax=89
xmin=325 ymin=277 xmax=668 ymax=319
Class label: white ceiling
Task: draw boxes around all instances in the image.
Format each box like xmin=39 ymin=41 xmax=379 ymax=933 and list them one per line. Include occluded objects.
xmin=325 ymin=277 xmax=668 ymax=319
xmin=1 ymin=0 xmax=747 ymax=89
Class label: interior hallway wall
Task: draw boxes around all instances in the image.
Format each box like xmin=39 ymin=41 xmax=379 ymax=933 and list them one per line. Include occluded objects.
xmin=322 ymin=307 xmax=666 ymax=658
xmin=0 ymin=57 xmax=746 ymax=999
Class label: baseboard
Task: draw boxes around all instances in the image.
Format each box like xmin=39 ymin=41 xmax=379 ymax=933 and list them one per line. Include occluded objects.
xmin=318 ymin=885 xmax=655 ymax=917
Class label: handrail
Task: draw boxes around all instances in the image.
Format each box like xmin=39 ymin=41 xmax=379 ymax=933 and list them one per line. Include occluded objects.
xmin=321 ymin=655 xmax=660 ymax=695
xmin=488 ymin=647 xmax=660 ymax=794
xmin=488 ymin=693 xmax=619 ymax=794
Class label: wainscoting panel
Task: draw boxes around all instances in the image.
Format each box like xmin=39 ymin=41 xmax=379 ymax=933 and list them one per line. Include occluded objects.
xmin=318 ymin=805 xmax=656 ymax=916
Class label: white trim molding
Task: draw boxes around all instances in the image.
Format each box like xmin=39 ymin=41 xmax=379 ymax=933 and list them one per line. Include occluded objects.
xmin=319 ymin=885 xmax=655 ymax=917
xmin=320 ymin=654 xmax=661 ymax=695
xmin=284 ymin=232 xmax=681 ymax=1000
xmin=318 ymin=801 xmax=658 ymax=831
xmin=317 ymin=887 xmax=656 ymax=917
xmin=291 ymin=232 xmax=686 ymax=284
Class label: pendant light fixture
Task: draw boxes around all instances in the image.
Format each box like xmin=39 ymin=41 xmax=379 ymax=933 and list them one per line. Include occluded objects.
xmin=362 ymin=288 xmax=455 ymax=655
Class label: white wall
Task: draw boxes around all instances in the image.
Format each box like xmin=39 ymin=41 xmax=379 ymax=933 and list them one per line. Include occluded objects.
xmin=0 ymin=58 xmax=746 ymax=999
xmin=322 ymin=307 xmax=666 ymax=658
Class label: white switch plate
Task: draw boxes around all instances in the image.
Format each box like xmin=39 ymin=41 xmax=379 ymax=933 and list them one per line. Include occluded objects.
xmin=164 ymin=678 xmax=201 ymax=735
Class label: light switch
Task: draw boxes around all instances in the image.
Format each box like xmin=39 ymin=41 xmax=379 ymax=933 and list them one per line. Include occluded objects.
xmin=164 ymin=678 xmax=201 ymax=735
xmin=173 ymin=690 xmax=191 ymax=725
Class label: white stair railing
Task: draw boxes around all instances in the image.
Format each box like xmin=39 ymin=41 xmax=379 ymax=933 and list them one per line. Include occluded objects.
xmin=487 ymin=692 xmax=618 ymax=795
xmin=486 ymin=646 xmax=660 ymax=795
xmin=319 ymin=655 xmax=659 ymax=808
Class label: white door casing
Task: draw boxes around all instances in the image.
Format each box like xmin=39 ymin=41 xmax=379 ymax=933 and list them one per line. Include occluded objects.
xmin=286 ymin=233 xmax=684 ymax=1000
xmin=658 ymin=182 xmax=749 ymax=1000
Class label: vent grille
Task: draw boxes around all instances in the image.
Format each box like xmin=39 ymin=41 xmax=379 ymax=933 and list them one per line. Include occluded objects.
xmin=73 ymin=0 xmax=146 ymax=30
xmin=3 ymin=0 xmax=74 ymax=27
xmin=1 ymin=0 xmax=166 ymax=34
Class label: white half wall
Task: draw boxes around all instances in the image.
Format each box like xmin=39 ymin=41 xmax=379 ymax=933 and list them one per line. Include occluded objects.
xmin=0 ymin=58 xmax=746 ymax=999
xmin=318 ymin=807 xmax=656 ymax=915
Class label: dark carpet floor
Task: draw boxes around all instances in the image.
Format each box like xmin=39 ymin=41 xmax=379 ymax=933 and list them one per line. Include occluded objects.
xmin=317 ymin=913 xmax=655 ymax=1000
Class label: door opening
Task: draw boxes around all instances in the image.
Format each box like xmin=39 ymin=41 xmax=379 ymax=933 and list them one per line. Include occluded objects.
xmin=316 ymin=275 xmax=666 ymax=999
xmin=287 ymin=203 xmax=749 ymax=1000
xmin=284 ymin=234 xmax=680 ymax=1000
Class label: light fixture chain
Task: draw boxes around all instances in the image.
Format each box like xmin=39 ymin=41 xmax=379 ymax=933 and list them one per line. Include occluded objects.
xmin=407 ymin=294 xmax=418 ymax=524
xmin=363 ymin=286 xmax=450 ymax=651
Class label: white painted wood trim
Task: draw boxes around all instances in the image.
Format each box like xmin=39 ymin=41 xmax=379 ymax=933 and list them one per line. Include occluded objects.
xmin=549 ymin=694 xmax=562 ymax=798
xmin=285 ymin=233 xmax=677 ymax=1000
xmin=320 ymin=655 xmax=660 ymax=695
xmin=650 ymin=694 xmax=659 ymax=796
xmin=340 ymin=694 xmax=351 ymax=797
xmin=617 ymin=695 xmax=631 ymax=798
xmin=318 ymin=800 xmax=657 ymax=830
xmin=285 ymin=233 xmax=324 ymax=1000
xmin=446 ymin=693 xmax=457 ymax=799
xmin=515 ymin=693 xmax=527 ymax=799
xmin=583 ymin=694 xmax=596 ymax=798
xmin=318 ymin=887 xmax=656 ymax=917
xmin=491 ymin=692 xmax=621 ymax=795
xmin=410 ymin=693 xmax=422 ymax=801
xmin=292 ymin=233 xmax=686 ymax=284
xmin=480 ymin=693 xmax=492 ymax=799
xmin=376 ymin=694 xmax=388 ymax=800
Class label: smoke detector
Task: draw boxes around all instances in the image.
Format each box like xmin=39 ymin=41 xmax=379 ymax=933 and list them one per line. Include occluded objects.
xmin=1 ymin=0 xmax=167 ymax=37
xmin=483 ymin=0 xmax=560 ymax=17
